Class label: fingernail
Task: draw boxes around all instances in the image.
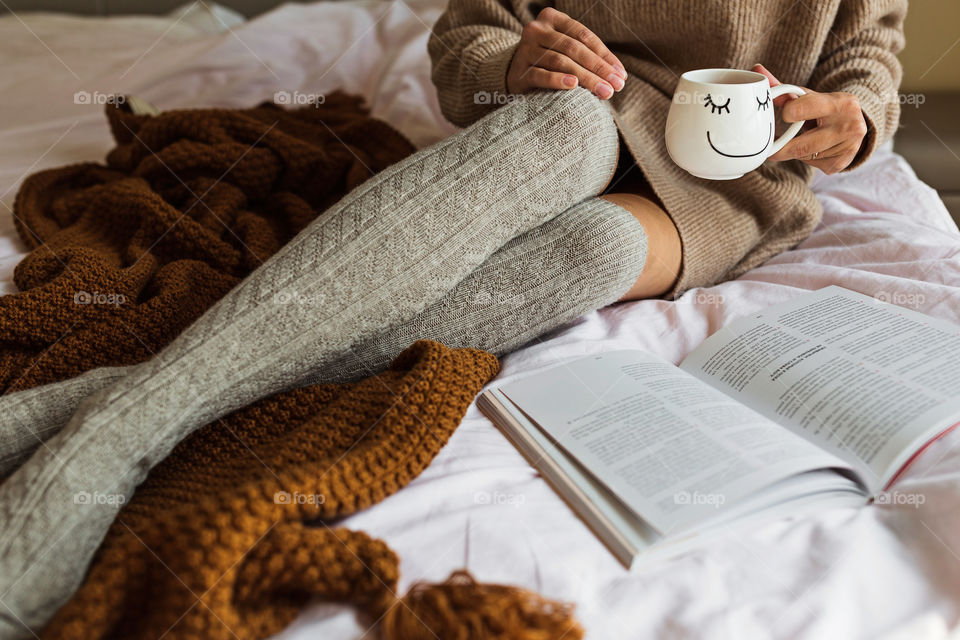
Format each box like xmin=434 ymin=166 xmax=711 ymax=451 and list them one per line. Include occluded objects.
xmin=562 ymin=74 xmax=578 ymax=88
xmin=607 ymin=73 xmax=625 ymax=91
xmin=614 ymin=63 xmax=627 ymax=78
xmin=595 ymin=82 xmax=614 ymax=99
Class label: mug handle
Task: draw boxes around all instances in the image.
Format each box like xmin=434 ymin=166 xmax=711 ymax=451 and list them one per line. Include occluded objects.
xmin=768 ymin=84 xmax=806 ymax=156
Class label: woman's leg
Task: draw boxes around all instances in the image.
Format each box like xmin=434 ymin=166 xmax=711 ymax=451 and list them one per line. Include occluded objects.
xmin=0 ymin=87 xmax=623 ymax=635
xmin=0 ymin=150 xmax=672 ymax=480
xmin=0 ymin=132 xmax=674 ymax=483
xmin=602 ymin=192 xmax=681 ymax=300
xmin=0 ymin=195 xmax=650 ymax=477
xmin=318 ymin=195 xmax=648 ymax=382
xmin=600 ymin=143 xmax=682 ymax=300
xmin=0 ymin=366 xmax=131 ymax=479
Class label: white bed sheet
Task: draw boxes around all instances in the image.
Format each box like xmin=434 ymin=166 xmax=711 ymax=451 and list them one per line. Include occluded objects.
xmin=2 ymin=2 xmax=960 ymax=639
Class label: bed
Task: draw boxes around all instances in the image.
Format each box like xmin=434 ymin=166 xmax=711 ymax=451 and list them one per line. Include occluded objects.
xmin=2 ymin=1 xmax=960 ymax=638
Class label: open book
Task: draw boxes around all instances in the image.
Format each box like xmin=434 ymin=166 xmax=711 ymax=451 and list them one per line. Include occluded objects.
xmin=478 ymin=286 xmax=960 ymax=567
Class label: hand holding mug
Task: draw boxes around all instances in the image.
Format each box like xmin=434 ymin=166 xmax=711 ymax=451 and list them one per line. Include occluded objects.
xmin=753 ymin=63 xmax=868 ymax=175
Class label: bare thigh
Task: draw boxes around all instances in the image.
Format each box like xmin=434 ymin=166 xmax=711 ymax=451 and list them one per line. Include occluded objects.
xmin=600 ymin=144 xmax=682 ymax=300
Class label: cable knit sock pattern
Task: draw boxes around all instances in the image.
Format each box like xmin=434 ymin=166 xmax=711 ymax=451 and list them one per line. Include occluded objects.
xmin=0 ymin=367 xmax=130 ymax=478
xmin=0 ymin=87 xmax=619 ymax=636
xmin=323 ymin=196 xmax=647 ymax=382
xmin=0 ymin=197 xmax=646 ymax=477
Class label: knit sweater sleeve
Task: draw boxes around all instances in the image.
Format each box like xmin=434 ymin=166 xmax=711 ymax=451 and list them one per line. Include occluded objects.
xmin=807 ymin=0 xmax=907 ymax=172
xmin=427 ymin=0 xmax=537 ymax=127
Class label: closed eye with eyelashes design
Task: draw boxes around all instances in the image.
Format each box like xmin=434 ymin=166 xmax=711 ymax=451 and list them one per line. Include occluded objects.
xmin=703 ymin=93 xmax=730 ymax=114
xmin=756 ymin=92 xmax=771 ymax=110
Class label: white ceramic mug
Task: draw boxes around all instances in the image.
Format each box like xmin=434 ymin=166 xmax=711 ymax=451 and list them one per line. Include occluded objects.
xmin=665 ymin=68 xmax=807 ymax=180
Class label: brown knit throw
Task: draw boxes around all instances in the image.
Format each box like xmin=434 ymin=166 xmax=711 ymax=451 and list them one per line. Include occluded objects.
xmin=3 ymin=100 xmax=585 ymax=639
xmin=2 ymin=94 xmax=413 ymax=393
xmin=40 ymin=340 xmax=583 ymax=639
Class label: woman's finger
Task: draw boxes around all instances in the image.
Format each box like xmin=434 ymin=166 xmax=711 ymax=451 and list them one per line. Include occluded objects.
xmin=538 ymin=7 xmax=626 ymax=77
xmin=533 ymin=44 xmax=619 ymax=98
xmin=805 ymin=140 xmax=857 ymax=174
xmin=519 ymin=65 xmax=580 ymax=91
xmin=781 ymin=91 xmax=838 ymax=124
xmin=508 ymin=35 xmax=572 ymax=92
xmin=813 ymin=139 xmax=849 ymax=158
xmin=534 ymin=29 xmax=622 ymax=96
xmin=768 ymin=124 xmax=845 ymax=162
xmin=521 ymin=18 xmax=617 ymax=98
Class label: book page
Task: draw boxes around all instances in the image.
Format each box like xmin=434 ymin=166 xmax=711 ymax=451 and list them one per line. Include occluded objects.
xmin=500 ymin=351 xmax=850 ymax=535
xmin=480 ymin=389 xmax=660 ymax=568
xmin=680 ymin=286 xmax=960 ymax=489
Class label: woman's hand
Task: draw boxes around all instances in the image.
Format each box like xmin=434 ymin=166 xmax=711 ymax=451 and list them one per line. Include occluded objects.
xmin=506 ymin=7 xmax=627 ymax=99
xmin=754 ymin=63 xmax=868 ymax=174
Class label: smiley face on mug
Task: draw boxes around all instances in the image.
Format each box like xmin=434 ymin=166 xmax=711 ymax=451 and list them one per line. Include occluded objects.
xmin=701 ymin=88 xmax=773 ymax=159
xmin=665 ymin=69 xmax=806 ymax=180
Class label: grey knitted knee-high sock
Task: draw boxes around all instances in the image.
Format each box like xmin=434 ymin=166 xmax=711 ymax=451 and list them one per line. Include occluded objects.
xmin=0 ymin=199 xmax=646 ymax=480
xmin=0 ymin=87 xmax=620 ymax=636
xmin=324 ymin=196 xmax=647 ymax=382
xmin=0 ymin=367 xmax=131 ymax=479
xmin=0 ymin=197 xmax=644 ymax=478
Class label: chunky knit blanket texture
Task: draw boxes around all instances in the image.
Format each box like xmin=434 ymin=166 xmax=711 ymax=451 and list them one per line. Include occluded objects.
xmin=3 ymin=100 xmax=584 ymax=639
xmin=3 ymin=94 xmax=413 ymax=393
xmin=42 ymin=340 xmax=510 ymax=639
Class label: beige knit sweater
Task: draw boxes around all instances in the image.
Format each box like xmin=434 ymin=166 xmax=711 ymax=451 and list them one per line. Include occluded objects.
xmin=427 ymin=0 xmax=906 ymax=297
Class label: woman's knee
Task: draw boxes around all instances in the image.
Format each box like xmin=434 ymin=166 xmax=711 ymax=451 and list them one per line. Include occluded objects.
xmin=525 ymin=88 xmax=618 ymax=153
xmin=553 ymin=198 xmax=648 ymax=285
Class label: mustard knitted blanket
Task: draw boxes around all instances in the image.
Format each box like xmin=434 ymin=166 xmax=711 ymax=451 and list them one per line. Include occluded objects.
xmin=41 ymin=339 xmax=581 ymax=639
